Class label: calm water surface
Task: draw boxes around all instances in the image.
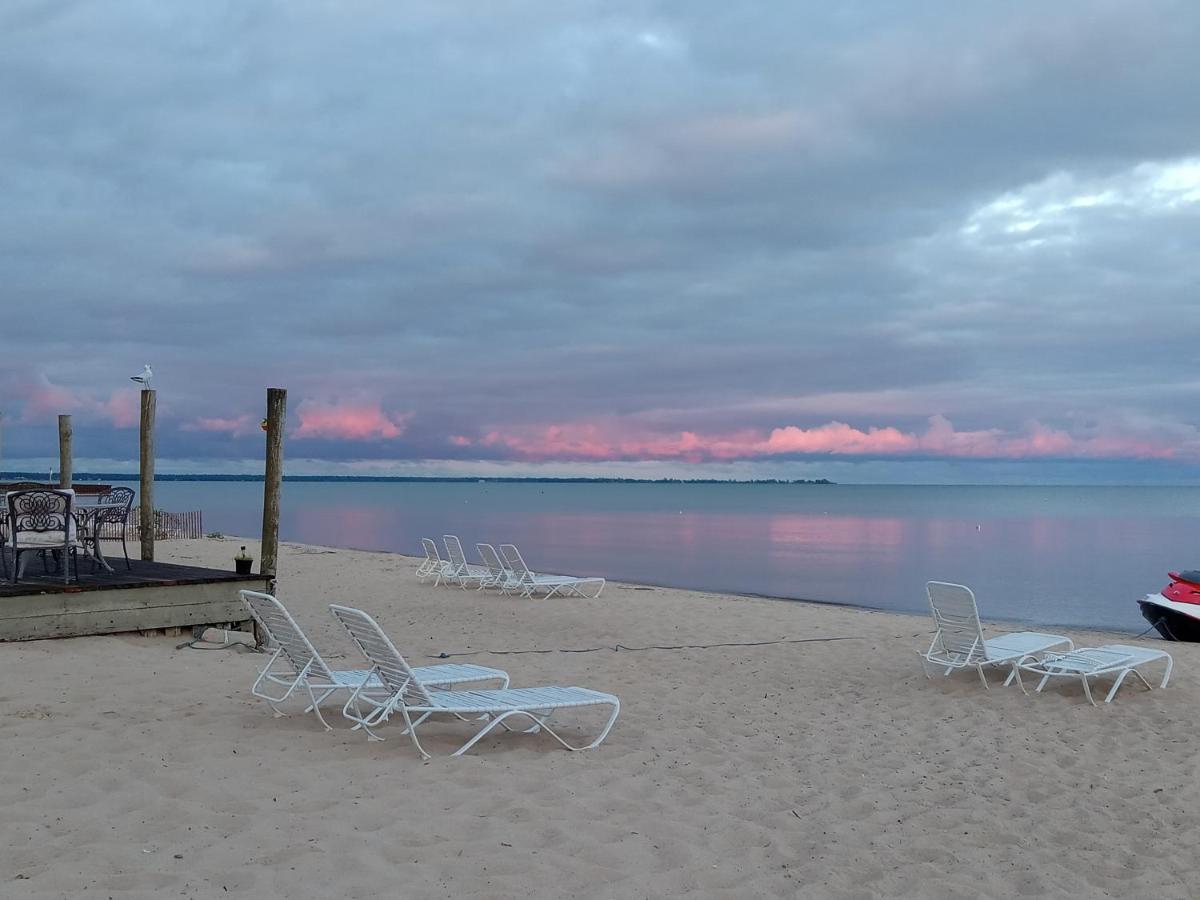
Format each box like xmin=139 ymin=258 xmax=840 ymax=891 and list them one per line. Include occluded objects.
xmin=122 ymin=481 xmax=1199 ymax=633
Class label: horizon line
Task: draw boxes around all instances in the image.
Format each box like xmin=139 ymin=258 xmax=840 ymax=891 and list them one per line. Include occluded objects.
xmin=0 ymin=471 xmax=836 ymax=485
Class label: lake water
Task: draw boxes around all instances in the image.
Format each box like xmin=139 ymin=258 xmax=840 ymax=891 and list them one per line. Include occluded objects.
xmin=115 ymin=480 xmax=1198 ymax=633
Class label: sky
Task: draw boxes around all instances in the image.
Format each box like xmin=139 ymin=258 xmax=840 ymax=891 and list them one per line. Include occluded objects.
xmin=2 ymin=1 xmax=1199 ymax=483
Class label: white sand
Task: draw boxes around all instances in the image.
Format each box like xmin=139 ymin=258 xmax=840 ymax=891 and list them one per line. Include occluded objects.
xmin=0 ymin=537 xmax=1195 ymax=899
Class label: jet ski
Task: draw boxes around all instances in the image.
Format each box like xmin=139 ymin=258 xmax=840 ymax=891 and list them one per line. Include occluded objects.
xmin=1138 ymin=571 xmax=1200 ymax=641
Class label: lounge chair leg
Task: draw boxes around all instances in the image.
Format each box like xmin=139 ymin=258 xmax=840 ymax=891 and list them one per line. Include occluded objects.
xmin=303 ymin=686 xmax=338 ymax=730
xmin=1011 ymin=665 xmax=1030 ymax=696
xmin=1080 ymin=675 xmax=1097 ymax=706
xmin=529 ymin=702 xmax=621 ymax=752
xmin=451 ymin=711 xmax=526 ymax=756
xmin=1130 ymin=669 xmax=1153 ymax=691
xmin=306 ymin=688 xmax=334 ymax=731
xmin=976 ymin=665 xmax=989 ymax=689
xmin=398 ymin=711 xmax=434 ymax=736
xmin=397 ymin=707 xmax=430 ymax=759
xmin=1106 ymin=669 xmax=1149 ymax=703
xmin=916 ymin=654 xmax=932 ymax=680
xmin=343 ymin=693 xmax=388 ymax=742
xmin=519 ymin=709 xmax=551 ymax=734
xmin=301 ymin=687 xmax=337 ymax=714
xmin=354 ymin=710 xmax=386 ymax=742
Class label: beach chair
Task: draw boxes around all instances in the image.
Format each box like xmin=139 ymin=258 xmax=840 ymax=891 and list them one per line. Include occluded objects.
xmin=499 ymin=543 xmax=606 ymax=599
xmin=416 ymin=538 xmax=452 ymax=584
xmin=442 ymin=534 xmax=493 ymax=589
xmin=238 ymin=590 xmax=509 ymax=730
xmin=476 ymin=542 xmax=522 ymax=593
xmin=1010 ymin=644 xmax=1173 ymax=705
xmin=330 ymin=603 xmax=620 ymax=758
xmin=919 ymin=582 xmax=1074 ymax=688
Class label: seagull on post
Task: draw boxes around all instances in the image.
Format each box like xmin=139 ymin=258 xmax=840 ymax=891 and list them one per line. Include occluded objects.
xmin=130 ymin=364 xmax=154 ymax=390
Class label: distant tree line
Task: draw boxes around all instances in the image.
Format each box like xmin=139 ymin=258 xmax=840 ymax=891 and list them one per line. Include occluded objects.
xmin=2 ymin=471 xmax=835 ymax=486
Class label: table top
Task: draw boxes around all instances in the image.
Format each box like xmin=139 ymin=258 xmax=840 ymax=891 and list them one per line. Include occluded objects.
xmin=0 ymin=493 xmax=113 ymax=522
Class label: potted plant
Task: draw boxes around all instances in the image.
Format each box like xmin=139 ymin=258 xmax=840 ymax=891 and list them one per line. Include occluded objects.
xmin=234 ymin=546 xmax=255 ymax=575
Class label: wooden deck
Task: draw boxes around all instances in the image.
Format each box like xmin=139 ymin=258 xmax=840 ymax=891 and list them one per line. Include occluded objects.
xmin=0 ymin=558 xmax=263 ymax=641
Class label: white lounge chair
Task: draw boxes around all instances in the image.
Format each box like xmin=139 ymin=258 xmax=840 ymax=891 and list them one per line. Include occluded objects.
xmin=920 ymin=581 xmax=1074 ymax=688
xmin=499 ymin=544 xmax=606 ymax=599
xmin=330 ymin=603 xmax=620 ymax=758
xmin=476 ymin=542 xmax=522 ymax=593
xmin=239 ymin=590 xmax=509 ymax=730
xmin=416 ymin=538 xmax=452 ymax=584
xmin=1010 ymin=644 xmax=1173 ymax=705
xmin=443 ymin=534 xmax=494 ymax=589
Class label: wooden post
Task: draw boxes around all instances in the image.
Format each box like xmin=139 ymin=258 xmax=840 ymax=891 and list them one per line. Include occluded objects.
xmin=140 ymin=389 xmax=156 ymax=561
xmin=57 ymin=415 xmax=73 ymax=488
xmin=260 ymin=387 xmax=286 ymax=585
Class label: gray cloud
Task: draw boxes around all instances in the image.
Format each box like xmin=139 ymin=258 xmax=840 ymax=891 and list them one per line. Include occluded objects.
xmin=2 ymin=0 xmax=1198 ymax=477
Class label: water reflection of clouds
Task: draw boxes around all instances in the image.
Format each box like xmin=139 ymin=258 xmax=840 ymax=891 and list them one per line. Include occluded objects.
xmin=287 ymin=505 xmax=397 ymax=551
xmin=249 ymin=485 xmax=1200 ymax=631
xmin=768 ymin=515 xmax=906 ymax=560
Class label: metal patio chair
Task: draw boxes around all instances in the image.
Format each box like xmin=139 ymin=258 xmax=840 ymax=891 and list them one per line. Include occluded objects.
xmin=7 ymin=489 xmax=83 ymax=585
xmin=89 ymin=487 xmax=135 ymax=570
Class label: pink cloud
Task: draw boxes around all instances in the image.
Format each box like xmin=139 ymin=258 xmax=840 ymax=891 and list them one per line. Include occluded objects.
xmin=459 ymin=415 xmax=1195 ymax=463
xmin=759 ymin=422 xmax=917 ymax=457
xmin=101 ymin=391 xmax=140 ymax=428
xmin=18 ymin=380 xmax=140 ymax=429
xmin=292 ymin=402 xmax=411 ymax=441
xmin=21 ymin=382 xmax=81 ymax=420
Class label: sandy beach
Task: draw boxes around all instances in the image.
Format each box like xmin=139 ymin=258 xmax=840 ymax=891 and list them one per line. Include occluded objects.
xmin=0 ymin=537 xmax=1196 ymax=899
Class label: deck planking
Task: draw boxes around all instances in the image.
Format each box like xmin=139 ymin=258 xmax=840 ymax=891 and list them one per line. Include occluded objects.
xmin=0 ymin=557 xmax=262 ymax=640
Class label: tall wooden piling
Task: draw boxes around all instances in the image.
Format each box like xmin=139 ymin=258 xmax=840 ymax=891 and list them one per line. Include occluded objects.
xmin=260 ymin=388 xmax=287 ymax=586
xmin=57 ymin=415 xmax=73 ymax=488
xmin=140 ymin=389 xmax=156 ymax=561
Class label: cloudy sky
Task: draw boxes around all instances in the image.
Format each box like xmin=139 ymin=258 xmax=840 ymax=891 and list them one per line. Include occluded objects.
xmin=2 ymin=1 xmax=1199 ymax=482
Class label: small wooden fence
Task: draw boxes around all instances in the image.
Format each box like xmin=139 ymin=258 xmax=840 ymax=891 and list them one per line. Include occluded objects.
xmin=94 ymin=509 xmax=204 ymax=541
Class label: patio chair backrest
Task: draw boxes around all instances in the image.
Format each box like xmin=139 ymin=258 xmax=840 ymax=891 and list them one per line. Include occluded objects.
xmin=476 ymin=542 xmax=509 ymax=578
xmin=7 ymin=489 xmax=73 ymax=539
xmin=499 ymin=544 xmax=533 ymax=579
xmin=239 ymin=590 xmax=334 ymax=682
xmin=97 ymin=486 xmax=135 ymax=508
xmin=443 ymin=534 xmax=468 ymax=569
xmin=93 ymin=487 xmax=135 ymax=525
xmin=329 ymin=605 xmax=435 ymax=706
xmin=421 ymin=537 xmax=443 ymax=563
xmin=926 ymin=581 xmax=988 ymax=664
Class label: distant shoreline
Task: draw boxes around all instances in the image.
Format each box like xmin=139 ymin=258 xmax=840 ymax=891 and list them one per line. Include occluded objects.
xmin=0 ymin=471 xmax=835 ymax=485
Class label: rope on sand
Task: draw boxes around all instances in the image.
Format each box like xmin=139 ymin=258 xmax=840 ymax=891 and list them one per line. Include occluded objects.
xmin=430 ymin=635 xmax=866 ymax=659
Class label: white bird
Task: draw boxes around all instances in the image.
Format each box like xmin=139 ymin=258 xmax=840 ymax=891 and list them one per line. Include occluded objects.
xmin=130 ymin=364 xmax=154 ymax=390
